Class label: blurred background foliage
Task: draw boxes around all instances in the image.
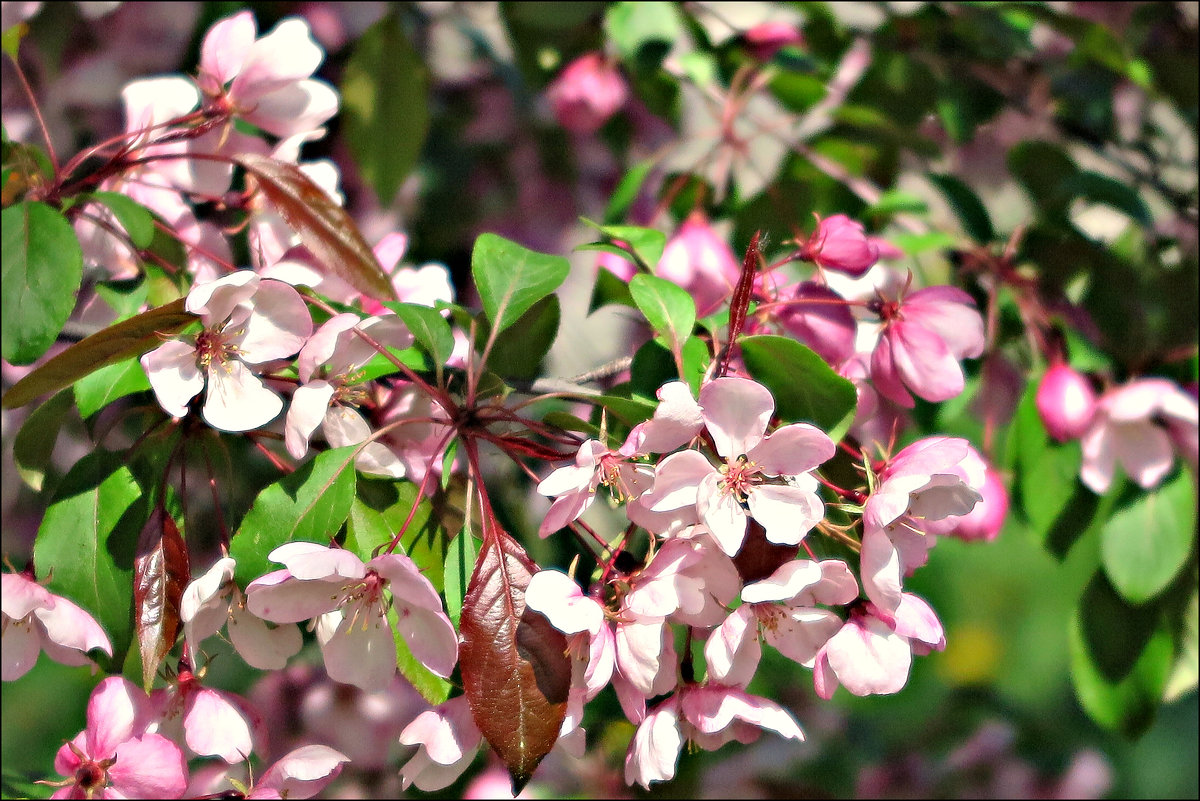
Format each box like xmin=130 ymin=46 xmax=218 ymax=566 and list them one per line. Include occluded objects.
xmin=2 ymin=1 xmax=1197 ymax=798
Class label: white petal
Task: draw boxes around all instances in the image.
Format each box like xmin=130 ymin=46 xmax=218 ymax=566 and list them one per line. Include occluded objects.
xmin=285 ymin=382 xmax=335 ymax=459
xmin=141 ymin=340 xmax=203 ymax=418
xmin=202 ymin=360 xmax=283 ymax=432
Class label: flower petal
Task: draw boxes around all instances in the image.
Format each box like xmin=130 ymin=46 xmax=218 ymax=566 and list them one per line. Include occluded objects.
xmin=202 ymin=360 xmax=283 ymax=432
xmin=141 ymin=340 xmax=203 ymax=418
xmin=700 ymin=378 xmax=773 ymax=458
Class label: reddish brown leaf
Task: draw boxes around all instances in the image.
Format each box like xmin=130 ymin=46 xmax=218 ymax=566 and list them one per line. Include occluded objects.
xmin=133 ymin=504 xmax=189 ymax=690
xmin=733 ymin=519 xmax=799 ymax=584
xmin=236 ymin=154 xmax=395 ymax=302
xmin=459 ymin=531 xmax=571 ymax=793
xmin=717 ymin=230 xmax=761 ymax=378
xmin=1 ymin=299 xmax=195 ymax=410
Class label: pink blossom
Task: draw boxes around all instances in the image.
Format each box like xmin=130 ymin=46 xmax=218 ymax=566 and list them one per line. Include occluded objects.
xmin=525 ymin=570 xmax=615 ymax=700
xmin=1080 ymin=378 xmax=1199 ymax=493
xmin=621 ymin=380 xmax=705 ymax=456
xmin=624 ymin=682 xmax=804 ymax=789
xmin=140 ymin=272 xmax=312 ymax=432
xmin=49 ymin=677 xmax=187 ymax=799
xmin=656 ymin=212 xmax=742 ymax=317
xmin=705 ymin=559 xmax=856 ymax=686
xmin=813 ymin=596 xmax=944 ymax=698
xmin=2 ymin=573 xmax=111 ymax=681
xmin=942 ymin=465 xmax=1009 ymax=543
xmin=536 ymin=439 xmax=653 ymax=537
xmin=198 ymin=11 xmax=339 ymax=138
xmin=149 ymin=662 xmax=262 ymax=763
xmin=249 ymin=744 xmax=350 ymax=799
xmin=180 ymin=557 xmax=302 ymax=670
xmin=640 ymin=378 xmax=834 ymax=555
xmin=800 ymin=214 xmax=879 ymax=277
xmin=545 ymin=52 xmax=628 ymax=134
xmin=743 ymin=21 xmax=805 ymax=60
xmin=776 ymin=281 xmax=858 ymax=364
xmin=285 ymin=313 xmax=413 ymax=477
xmin=398 ymin=696 xmax=483 ymax=791
xmin=860 ymin=437 xmax=982 ymax=612
xmin=1037 ymin=364 xmax=1097 ymax=442
xmin=246 ymin=543 xmax=457 ymax=691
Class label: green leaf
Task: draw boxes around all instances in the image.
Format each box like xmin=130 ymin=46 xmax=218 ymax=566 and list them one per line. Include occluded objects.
xmin=1061 ymin=171 xmax=1152 ymax=226
xmin=34 ymin=451 xmax=147 ymax=673
xmin=444 ymin=528 xmax=479 ymax=625
xmin=1070 ymin=604 xmax=1172 ymax=737
xmin=478 ymin=295 xmax=560 ymax=381
xmin=1078 ymin=571 xmax=1163 ymax=682
xmin=384 ymin=302 xmax=454 ymax=369
xmin=341 ymin=14 xmax=429 ymax=206
xmin=2 ymin=299 xmax=196 ymax=410
xmin=2 ymin=201 xmax=84 ymax=364
xmin=236 ymin=154 xmax=395 ymax=302
xmin=928 ymin=173 xmax=995 ymax=243
xmin=345 ymin=476 xmax=444 ymax=593
xmin=389 ymin=604 xmax=452 ymax=705
xmin=73 ymin=359 xmax=151 ymax=418
xmin=231 ymin=446 xmax=358 ymax=586
xmin=605 ymin=1 xmax=682 ymax=71
xmin=629 ymin=274 xmax=696 ymax=363
xmin=890 ymin=230 xmax=959 ymax=254
xmin=739 ymin=335 xmax=857 ymax=441
xmin=86 ymin=191 xmax=155 ymax=249
xmin=1007 ymin=140 xmax=1077 ymax=216
xmin=472 ymin=233 xmax=569 ymax=336
xmin=1101 ymin=470 xmax=1196 ymax=604
xmin=580 ymin=221 xmax=666 ymax=271
xmin=13 ymin=389 xmax=72 ymax=491
xmin=1 ymin=18 xmax=27 ymax=60
xmin=864 ymin=189 xmax=929 ymax=218
xmin=588 ymin=265 xmax=635 ymax=312
xmin=1164 ymin=587 xmax=1199 ymax=702
xmin=605 ymin=160 xmax=654 ymax=224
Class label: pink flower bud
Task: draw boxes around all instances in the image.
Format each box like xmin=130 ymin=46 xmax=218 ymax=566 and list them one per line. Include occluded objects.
xmin=946 ymin=466 xmax=1009 ymax=542
xmin=1036 ymin=364 xmax=1096 ymax=442
xmin=742 ymin=21 xmax=805 ymax=61
xmin=657 ymin=212 xmax=740 ymax=317
xmin=800 ymin=215 xmax=879 ymax=276
xmin=546 ymin=52 xmax=628 ymax=135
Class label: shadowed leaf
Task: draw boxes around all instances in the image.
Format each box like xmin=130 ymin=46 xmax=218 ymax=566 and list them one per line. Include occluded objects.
xmin=459 ymin=531 xmax=570 ymax=793
xmin=134 ymin=504 xmax=189 ymax=690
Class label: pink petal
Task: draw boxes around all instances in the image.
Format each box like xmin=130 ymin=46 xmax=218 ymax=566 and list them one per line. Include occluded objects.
xmin=904 ymin=286 xmax=985 ymax=359
xmin=1080 ymin=421 xmax=1117 ymax=493
xmin=180 ymin=558 xmax=235 ymax=647
xmin=318 ymin=608 xmax=398 ymax=691
xmin=186 ymin=271 xmax=258 ymax=327
xmin=860 ymin=526 xmax=903 ymax=613
xmin=234 ymin=279 xmax=312 ymax=363
xmin=255 ymin=744 xmax=349 ymax=799
xmin=2 ymin=572 xmax=55 ymax=620
xmin=141 ymin=340 xmax=203 ymax=418
xmin=245 ymin=571 xmax=346 ymax=623
xmin=297 ymin=314 xmax=360 ymax=383
xmin=526 ymin=570 xmax=603 ymax=636
xmin=906 ymin=474 xmax=981 ymax=522
xmin=700 ymin=378 xmax=773 ymax=458
xmin=644 ymin=450 xmax=713 ymax=512
xmin=246 ymin=80 xmax=339 ymax=138
xmin=697 ymin=473 xmax=748 ymax=555
xmin=623 ymin=381 xmax=704 ymax=455
xmin=682 ymin=685 xmax=804 ymax=741
xmin=889 ymin=321 xmax=964 ymax=403
xmin=624 ymin=700 xmax=683 ymax=789
xmin=86 ymin=677 xmax=149 ymax=758
xmin=1112 ymin=422 xmax=1174 ymax=489
xmin=392 ymin=605 xmax=459 ymax=679
xmin=228 ymin=602 xmax=303 ymax=670
xmin=704 ymin=606 xmax=761 ymax=687
xmin=2 ymin=617 xmax=41 ymax=680
xmin=748 ymin=483 xmax=824 ymax=545
xmin=741 ymin=560 xmax=824 ymax=604
xmin=748 ymin=422 xmax=835 ymax=476
xmin=199 ymin=11 xmax=256 ymax=90
xmin=615 ymin=619 xmax=670 ymax=696
xmin=825 ymin=614 xmax=911 ymax=696
xmin=230 ymin=18 xmax=322 ymax=104
xmin=285 ymin=381 xmax=335 ymax=459
xmin=184 ymin=687 xmax=255 ymax=762
xmin=107 ymin=733 xmax=188 ymax=799
xmin=765 ymin=607 xmax=843 ymax=667
xmin=869 ymin=329 xmax=915 ymax=408
xmin=893 ymin=593 xmax=945 ymax=650
xmin=33 ymin=594 xmax=112 ymax=661
xmin=202 ymin=360 xmax=283 ymax=432
xmin=270 ymin=542 xmax=366 ymax=581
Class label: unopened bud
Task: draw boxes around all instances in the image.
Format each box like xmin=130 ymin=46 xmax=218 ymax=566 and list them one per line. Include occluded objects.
xmin=1036 ymin=364 xmax=1096 ymax=442
xmin=800 ymin=214 xmax=879 ymax=276
xmin=545 ymin=52 xmax=628 ymax=135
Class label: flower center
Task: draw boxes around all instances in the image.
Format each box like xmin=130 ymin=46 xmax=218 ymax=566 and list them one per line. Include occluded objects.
xmin=74 ymin=760 xmax=108 ymax=795
xmin=195 ymin=328 xmax=242 ymax=370
xmin=720 ymin=456 xmax=762 ymax=502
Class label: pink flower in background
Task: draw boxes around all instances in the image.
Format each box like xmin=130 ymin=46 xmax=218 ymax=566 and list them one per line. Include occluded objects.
xmin=657 ymin=212 xmax=741 ymax=317
xmin=198 ymin=11 xmax=338 ymax=138
xmin=546 ymin=52 xmax=628 ymax=134
xmin=49 ymin=677 xmax=187 ymax=799
xmin=1037 ymin=364 xmax=1097 ymax=442
xmin=800 ymin=214 xmax=879 ymax=277
xmin=246 ymin=543 xmax=457 ymax=691
xmin=942 ymin=464 xmax=1009 ymax=543
xmin=140 ymin=272 xmax=312 ymax=432
xmin=2 ymin=573 xmax=111 ymax=681
xmin=743 ymin=21 xmax=805 ymax=60
xmin=1080 ymin=378 xmax=1199 ymax=493
xmin=776 ymin=281 xmax=858 ymax=364
xmin=870 ymin=285 xmax=986 ymax=407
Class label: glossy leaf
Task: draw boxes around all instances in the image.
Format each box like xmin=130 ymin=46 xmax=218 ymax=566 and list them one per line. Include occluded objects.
xmin=342 ymin=14 xmax=429 ymax=206
xmin=443 ymin=527 xmax=479 ymax=625
xmin=133 ymin=504 xmax=189 ymax=690
xmin=13 ymin=389 xmax=72 ymax=491
xmin=579 ymin=221 xmax=666 ymax=271
xmin=739 ymin=335 xmax=857 ymax=441
xmin=1 ymin=201 xmax=83 ymax=365
xmin=33 ymin=451 xmax=147 ymax=673
xmin=605 ymin=159 xmax=654 ymax=224
xmin=384 ymin=302 xmax=454 ymax=369
xmin=236 ymin=154 xmax=394 ymax=302
xmin=345 ymin=477 xmax=444 ymax=594
xmin=73 ymin=359 xmax=151 ymax=419
xmin=1078 ymin=571 xmax=1162 ymax=683
xmin=629 ymin=274 xmax=695 ymax=365
xmin=460 ymin=531 xmax=571 ymax=792
xmin=478 ymin=295 xmax=560 ymax=380
xmin=1 ymin=298 xmax=195 ymax=410
xmin=927 ymin=173 xmax=995 ymax=244
xmin=588 ymin=264 xmax=635 ymax=312
xmin=231 ymin=446 xmax=358 ymax=586
xmin=86 ymin=191 xmax=155 ymax=249
xmin=1101 ymin=469 xmax=1196 ymax=604
xmin=472 ymin=233 xmax=569 ymax=336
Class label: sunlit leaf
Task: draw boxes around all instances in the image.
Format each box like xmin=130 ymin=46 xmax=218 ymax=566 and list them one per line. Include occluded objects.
xmin=740 ymin=335 xmax=857 ymax=441
xmin=472 ymin=233 xmax=569 ymax=336
xmin=1101 ymin=470 xmax=1196 ymax=604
